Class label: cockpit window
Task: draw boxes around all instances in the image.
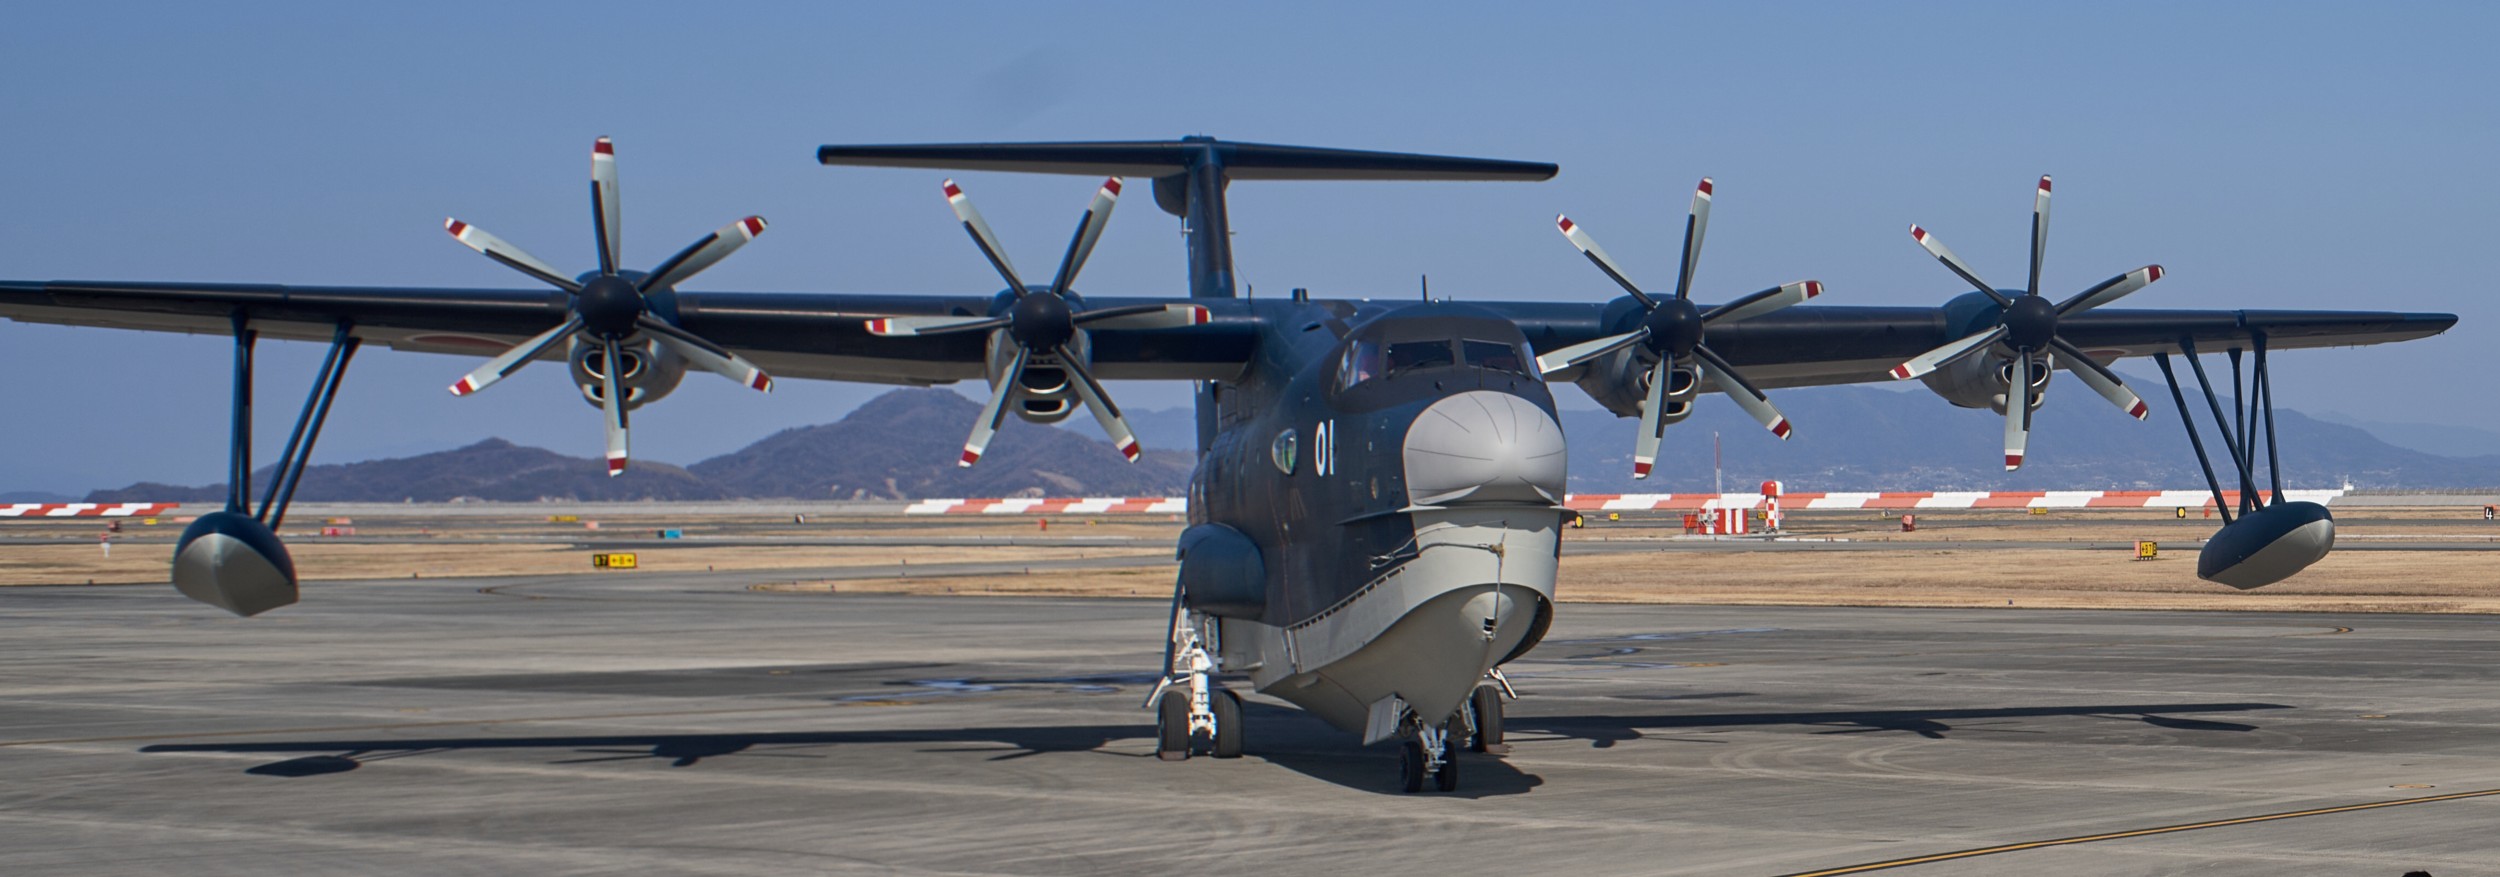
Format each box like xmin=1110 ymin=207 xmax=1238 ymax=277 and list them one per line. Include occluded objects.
xmin=1462 ymin=340 xmax=1525 ymax=373
xmin=1338 ymin=336 xmax=1531 ymax=391
xmin=1337 ymin=340 xmax=1384 ymax=391
xmin=1386 ymin=340 xmax=1455 ymax=373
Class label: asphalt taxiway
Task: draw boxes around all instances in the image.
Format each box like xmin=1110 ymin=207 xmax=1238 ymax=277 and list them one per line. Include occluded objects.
xmin=5 ymin=575 xmax=2498 ymax=876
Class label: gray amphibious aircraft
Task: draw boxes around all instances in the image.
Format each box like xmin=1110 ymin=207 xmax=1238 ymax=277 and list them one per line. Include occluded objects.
xmin=0 ymin=137 xmax=2454 ymax=791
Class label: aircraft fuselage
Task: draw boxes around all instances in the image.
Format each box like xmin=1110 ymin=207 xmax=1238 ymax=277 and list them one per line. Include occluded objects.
xmin=1183 ymin=300 xmax=1568 ymax=733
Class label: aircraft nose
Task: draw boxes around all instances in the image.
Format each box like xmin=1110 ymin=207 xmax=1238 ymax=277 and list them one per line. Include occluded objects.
xmin=1402 ymin=391 xmax=1568 ymax=506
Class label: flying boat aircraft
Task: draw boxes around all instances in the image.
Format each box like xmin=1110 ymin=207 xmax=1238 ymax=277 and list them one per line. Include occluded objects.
xmin=0 ymin=137 xmax=2452 ymax=791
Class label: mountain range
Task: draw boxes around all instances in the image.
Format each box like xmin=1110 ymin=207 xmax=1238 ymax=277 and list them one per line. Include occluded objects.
xmin=84 ymin=385 xmax=2500 ymax=503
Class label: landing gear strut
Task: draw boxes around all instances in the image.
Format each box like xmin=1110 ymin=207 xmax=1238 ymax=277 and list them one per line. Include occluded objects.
xmin=1148 ymin=585 xmax=1241 ymax=760
xmin=1397 ymin=711 xmax=1462 ymax=793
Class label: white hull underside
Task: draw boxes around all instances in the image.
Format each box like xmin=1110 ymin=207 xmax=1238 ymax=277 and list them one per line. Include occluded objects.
xmin=1221 ymin=508 xmax=1558 ymax=733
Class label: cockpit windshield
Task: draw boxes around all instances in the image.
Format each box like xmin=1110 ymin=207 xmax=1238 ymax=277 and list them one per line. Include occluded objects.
xmin=1337 ymin=337 xmax=1529 ymax=392
xmin=1387 ymin=340 xmax=1455 ymax=372
xmin=1462 ymin=339 xmax=1525 ymax=372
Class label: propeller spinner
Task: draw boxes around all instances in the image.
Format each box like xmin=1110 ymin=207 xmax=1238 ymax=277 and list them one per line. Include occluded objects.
xmin=1891 ymin=176 xmax=2163 ymax=470
xmin=864 ymin=177 xmax=1205 ymax=467
xmin=441 ymin=138 xmax=775 ymax=476
xmin=1538 ymin=178 xmax=1823 ymax=478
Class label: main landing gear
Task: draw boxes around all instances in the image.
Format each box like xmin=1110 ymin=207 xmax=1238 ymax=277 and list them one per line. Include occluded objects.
xmin=1148 ymin=600 xmax=1241 ymax=761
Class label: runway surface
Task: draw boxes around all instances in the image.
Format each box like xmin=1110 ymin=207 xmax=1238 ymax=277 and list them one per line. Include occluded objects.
xmin=5 ymin=575 xmax=2499 ymax=875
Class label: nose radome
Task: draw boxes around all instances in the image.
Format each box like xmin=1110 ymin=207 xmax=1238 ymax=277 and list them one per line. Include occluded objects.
xmin=1402 ymin=391 xmax=1568 ymax=506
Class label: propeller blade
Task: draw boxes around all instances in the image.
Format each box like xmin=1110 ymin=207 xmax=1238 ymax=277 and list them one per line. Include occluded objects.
xmin=640 ymin=217 xmax=767 ymax=293
xmin=863 ymin=314 xmax=1012 ymax=337
xmin=2056 ymin=265 xmax=2164 ymax=315
xmin=2047 ymin=337 xmax=2149 ymax=420
xmin=1534 ymin=329 xmax=1648 ymax=376
xmin=1909 ymin=225 xmax=2011 ymax=306
xmin=1057 ymin=349 xmax=1140 ymax=462
xmin=635 ymin=316 xmax=772 ymax=392
xmin=2003 ymin=352 xmax=2031 ymax=471
xmin=448 ymin=316 xmax=582 ymax=396
xmin=1556 ymin=216 xmax=1656 ymax=308
xmin=1632 ymin=356 xmax=1673 ymax=479
xmin=444 ymin=218 xmax=581 ymax=292
xmin=944 ymin=179 xmax=1029 ymax=294
xmin=1702 ymin=280 xmax=1823 ymax=325
xmin=960 ymin=347 xmax=1027 ymax=467
xmin=1048 ymin=177 xmax=1124 ymax=298
xmin=1890 ymin=324 xmax=2009 ymax=381
xmin=2027 ymin=175 xmax=2051 ymax=299
xmin=591 ymin=137 xmax=621 ymax=276
xmin=1673 ymin=178 xmax=1711 ymax=300
xmin=1691 ymin=346 xmax=1792 ymax=439
xmin=1075 ymin=303 xmax=1210 ymax=330
xmin=599 ymin=337 xmax=630 ymax=476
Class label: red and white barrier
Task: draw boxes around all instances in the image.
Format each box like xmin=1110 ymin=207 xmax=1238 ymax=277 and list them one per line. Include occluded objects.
xmin=1568 ymin=489 xmax=2344 ymax=512
xmin=903 ymin=489 xmax=2348 ymax=516
xmin=1699 ymin=507 xmax=1748 ymax=535
xmin=0 ymin=503 xmax=181 ymax=518
xmin=904 ymin=497 xmax=1187 ymax=515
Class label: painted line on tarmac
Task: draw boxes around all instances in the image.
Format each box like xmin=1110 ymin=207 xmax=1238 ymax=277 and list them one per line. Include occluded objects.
xmin=1774 ymin=786 xmax=2500 ymax=876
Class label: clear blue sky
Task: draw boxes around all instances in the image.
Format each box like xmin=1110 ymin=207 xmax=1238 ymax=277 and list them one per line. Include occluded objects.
xmin=2 ymin=1 xmax=2492 ymax=493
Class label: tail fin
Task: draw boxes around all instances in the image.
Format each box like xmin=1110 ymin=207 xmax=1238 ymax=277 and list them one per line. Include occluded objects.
xmin=819 ymin=137 xmax=1555 ymax=459
xmin=817 ymin=136 xmax=1554 ymax=300
xmin=816 ymin=138 xmax=1555 ymax=183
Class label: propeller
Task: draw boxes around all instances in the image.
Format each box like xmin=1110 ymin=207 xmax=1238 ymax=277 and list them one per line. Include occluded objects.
xmin=1539 ymin=178 xmax=1822 ymax=478
xmin=865 ymin=177 xmax=1206 ymax=467
xmin=1890 ymin=175 xmax=2163 ymax=470
xmin=441 ymin=137 xmax=775 ymax=476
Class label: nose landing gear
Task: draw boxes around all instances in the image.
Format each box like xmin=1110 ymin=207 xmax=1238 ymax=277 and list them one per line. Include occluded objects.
xmin=1394 ymin=669 xmax=1516 ymax=792
xmin=1399 ymin=718 xmax=1461 ymax=793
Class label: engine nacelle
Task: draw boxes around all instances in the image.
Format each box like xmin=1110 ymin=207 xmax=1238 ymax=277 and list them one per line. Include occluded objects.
xmin=1920 ymin=351 xmax=2051 ymax=414
xmin=569 ymin=335 xmax=685 ymax=412
xmin=1572 ymin=346 xmax=1701 ymax=425
xmin=991 ymin=329 xmax=1095 ymax=425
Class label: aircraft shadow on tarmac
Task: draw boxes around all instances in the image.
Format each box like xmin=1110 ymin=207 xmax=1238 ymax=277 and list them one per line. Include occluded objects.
xmin=137 ymin=700 xmax=2287 ymax=796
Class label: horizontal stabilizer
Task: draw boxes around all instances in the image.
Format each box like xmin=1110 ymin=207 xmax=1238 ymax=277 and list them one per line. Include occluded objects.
xmin=818 ymin=138 xmax=1556 ymax=182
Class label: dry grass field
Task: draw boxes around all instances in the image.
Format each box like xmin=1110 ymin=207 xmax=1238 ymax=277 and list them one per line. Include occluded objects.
xmin=9 ymin=507 xmax=2500 ymax=613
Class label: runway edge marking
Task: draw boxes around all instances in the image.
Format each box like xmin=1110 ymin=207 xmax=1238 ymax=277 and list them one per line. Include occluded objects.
xmin=1773 ymin=786 xmax=2500 ymax=877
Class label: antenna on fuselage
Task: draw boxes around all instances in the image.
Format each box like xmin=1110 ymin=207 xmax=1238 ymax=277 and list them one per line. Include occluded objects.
xmin=1420 ymin=274 xmax=1430 ymax=301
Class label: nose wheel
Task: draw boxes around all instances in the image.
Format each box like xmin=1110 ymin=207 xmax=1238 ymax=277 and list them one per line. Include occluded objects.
xmin=1398 ymin=715 xmax=1463 ymax=793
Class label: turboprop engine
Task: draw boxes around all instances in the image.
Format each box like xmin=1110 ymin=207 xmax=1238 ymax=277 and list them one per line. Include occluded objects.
xmin=1920 ymin=348 xmax=2050 ymax=414
xmin=1572 ymin=344 xmax=1699 ymax=427
xmin=569 ymin=335 xmax=685 ymax=413
xmin=982 ymin=311 xmax=1090 ymax=424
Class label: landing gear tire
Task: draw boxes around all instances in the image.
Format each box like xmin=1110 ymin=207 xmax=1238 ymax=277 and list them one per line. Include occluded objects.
xmin=1434 ymin=720 xmax=1461 ymax=792
xmin=1155 ymin=689 xmax=1191 ymax=761
xmin=1211 ymin=689 xmax=1244 ymax=759
xmin=1399 ymin=737 xmax=1428 ymax=793
xmin=1467 ymin=684 xmax=1505 ymax=754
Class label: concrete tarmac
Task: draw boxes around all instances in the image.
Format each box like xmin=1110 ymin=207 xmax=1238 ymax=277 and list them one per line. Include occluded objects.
xmin=5 ymin=576 xmax=2498 ymax=876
